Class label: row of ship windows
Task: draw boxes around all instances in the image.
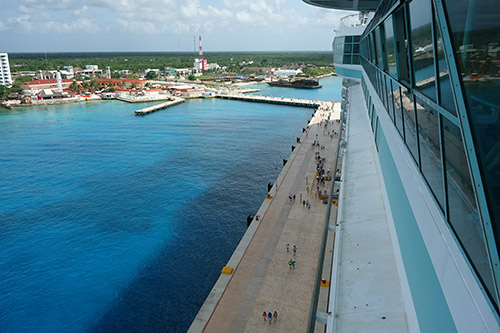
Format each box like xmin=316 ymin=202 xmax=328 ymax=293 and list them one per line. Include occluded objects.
xmin=361 ymin=58 xmax=498 ymax=311
xmin=333 ymin=36 xmax=361 ymax=65
xmin=358 ymin=0 xmax=500 ymax=311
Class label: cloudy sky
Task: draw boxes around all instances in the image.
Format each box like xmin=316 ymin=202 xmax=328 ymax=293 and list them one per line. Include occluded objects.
xmin=0 ymin=0 xmax=355 ymax=52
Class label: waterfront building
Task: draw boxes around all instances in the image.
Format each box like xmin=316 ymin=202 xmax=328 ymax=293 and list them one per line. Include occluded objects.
xmin=304 ymin=0 xmax=500 ymax=331
xmin=21 ymin=78 xmax=73 ymax=91
xmin=0 ymin=53 xmax=13 ymax=87
xmin=94 ymin=78 xmax=146 ymax=90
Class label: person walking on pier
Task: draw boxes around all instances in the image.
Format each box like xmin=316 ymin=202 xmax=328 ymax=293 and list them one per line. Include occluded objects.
xmin=286 ymin=243 xmax=290 ymax=252
xmin=293 ymin=245 xmax=297 ymax=256
xmin=289 ymin=259 xmax=293 ymax=270
xmin=292 ymin=260 xmax=296 ymax=270
xmin=273 ymin=311 xmax=278 ymax=323
xmin=263 ymin=311 xmax=267 ymax=322
xmin=268 ymin=311 xmax=273 ymax=324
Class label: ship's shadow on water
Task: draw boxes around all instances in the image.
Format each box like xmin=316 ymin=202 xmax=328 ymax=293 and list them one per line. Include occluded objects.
xmin=91 ymin=151 xmax=276 ymax=333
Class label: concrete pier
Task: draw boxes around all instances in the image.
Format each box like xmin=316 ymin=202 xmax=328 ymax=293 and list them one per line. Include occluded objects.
xmin=134 ymin=97 xmax=185 ymax=116
xmin=217 ymin=93 xmax=320 ymax=108
xmin=189 ymin=101 xmax=341 ymax=332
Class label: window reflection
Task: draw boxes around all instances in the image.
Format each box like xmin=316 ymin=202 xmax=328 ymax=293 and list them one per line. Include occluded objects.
xmin=442 ymin=117 xmax=496 ymax=301
xmin=416 ymin=97 xmax=444 ymax=209
xmin=410 ymin=0 xmax=436 ymax=101
xmin=444 ymin=0 xmax=500 ymax=247
xmin=393 ymin=80 xmax=404 ymax=137
xmin=434 ymin=10 xmax=456 ymax=114
xmin=401 ymin=87 xmax=419 ymax=163
xmin=385 ymin=16 xmax=397 ymax=77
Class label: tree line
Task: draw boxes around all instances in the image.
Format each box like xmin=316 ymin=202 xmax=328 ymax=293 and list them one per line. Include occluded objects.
xmin=8 ymin=52 xmax=333 ymax=73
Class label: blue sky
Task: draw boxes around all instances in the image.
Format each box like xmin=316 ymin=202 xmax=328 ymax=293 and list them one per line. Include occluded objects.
xmin=0 ymin=0 xmax=355 ymax=52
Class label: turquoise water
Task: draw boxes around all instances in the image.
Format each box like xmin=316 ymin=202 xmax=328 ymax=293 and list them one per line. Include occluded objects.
xmin=0 ymin=75 xmax=342 ymax=332
xmin=250 ymin=75 xmax=342 ymax=101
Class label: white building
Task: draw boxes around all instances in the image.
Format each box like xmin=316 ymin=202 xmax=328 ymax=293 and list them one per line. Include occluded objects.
xmin=0 ymin=53 xmax=13 ymax=87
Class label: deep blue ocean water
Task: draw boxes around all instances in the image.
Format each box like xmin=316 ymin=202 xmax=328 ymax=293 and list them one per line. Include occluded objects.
xmin=0 ymin=75 xmax=342 ymax=332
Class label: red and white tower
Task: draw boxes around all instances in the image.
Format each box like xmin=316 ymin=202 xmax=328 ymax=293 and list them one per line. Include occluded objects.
xmin=198 ymin=35 xmax=203 ymax=59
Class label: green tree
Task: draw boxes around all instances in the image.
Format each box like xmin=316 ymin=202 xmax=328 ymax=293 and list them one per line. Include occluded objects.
xmin=188 ymin=74 xmax=196 ymax=81
xmin=70 ymin=80 xmax=80 ymax=91
xmin=0 ymin=85 xmax=8 ymax=101
xmin=145 ymin=71 xmax=157 ymax=80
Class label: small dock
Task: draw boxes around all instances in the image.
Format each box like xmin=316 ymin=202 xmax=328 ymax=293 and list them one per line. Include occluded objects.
xmin=134 ymin=97 xmax=185 ymax=116
xmin=217 ymin=93 xmax=321 ymax=108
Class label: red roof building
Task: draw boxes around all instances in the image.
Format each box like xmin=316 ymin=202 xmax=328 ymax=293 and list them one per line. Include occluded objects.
xmin=95 ymin=78 xmax=146 ymax=89
xmin=21 ymin=78 xmax=73 ymax=90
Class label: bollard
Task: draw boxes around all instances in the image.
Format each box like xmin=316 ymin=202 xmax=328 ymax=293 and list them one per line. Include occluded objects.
xmin=283 ymin=159 xmax=287 ymax=166
xmin=291 ymin=145 xmax=295 ymax=152
xmin=268 ymin=182 xmax=273 ymax=192
xmin=247 ymin=214 xmax=253 ymax=227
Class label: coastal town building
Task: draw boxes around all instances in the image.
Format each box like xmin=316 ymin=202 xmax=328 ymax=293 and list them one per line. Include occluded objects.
xmin=303 ymin=0 xmax=500 ymax=331
xmin=21 ymin=78 xmax=73 ymax=91
xmin=94 ymin=78 xmax=146 ymax=89
xmin=0 ymin=53 xmax=13 ymax=87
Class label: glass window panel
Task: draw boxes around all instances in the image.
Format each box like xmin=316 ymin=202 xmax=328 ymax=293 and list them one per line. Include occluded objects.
xmin=444 ymin=0 xmax=500 ymax=281
xmin=343 ymin=54 xmax=352 ymax=64
xmin=410 ymin=0 xmax=436 ymax=101
xmin=442 ymin=116 xmax=496 ymax=300
xmin=375 ymin=27 xmax=384 ymax=68
xmin=369 ymin=33 xmax=376 ymax=64
xmin=416 ymin=97 xmax=445 ymax=209
xmin=346 ymin=36 xmax=353 ymax=42
xmin=344 ymin=44 xmax=352 ymax=53
xmin=353 ymin=43 xmax=360 ymax=53
xmin=401 ymin=87 xmax=419 ymax=163
xmin=352 ymin=55 xmax=360 ymax=64
xmin=434 ymin=10 xmax=456 ymax=114
xmin=385 ymin=16 xmax=397 ymax=77
xmin=386 ymin=76 xmax=393 ymax=118
xmin=353 ymin=36 xmax=360 ymax=43
xmin=393 ymin=81 xmax=404 ymax=137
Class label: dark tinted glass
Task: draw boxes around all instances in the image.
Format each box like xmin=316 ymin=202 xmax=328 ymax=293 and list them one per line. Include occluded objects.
xmin=393 ymin=81 xmax=404 ymax=137
xmin=434 ymin=10 xmax=456 ymax=114
xmin=410 ymin=0 xmax=436 ymax=101
xmin=444 ymin=0 xmax=500 ymax=245
xmin=385 ymin=16 xmax=397 ymax=77
xmin=442 ymin=116 xmax=496 ymax=302
xmin=401 ymin=86 xmax=419 ymax=163
xmin=416 ymin=97 xmax=444 ymax=209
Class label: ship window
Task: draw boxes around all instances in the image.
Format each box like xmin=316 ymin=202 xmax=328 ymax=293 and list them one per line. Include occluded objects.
xmin=353 ymin=43 xmax=360 ymax=54
xmin=352 ymin=55 xmax=360 ymax=65
xmin=433 ymin=9 xmax=456 ymax=115
xmin=444 ymin=0 xmax=500 ymax=308
xmin=370 ymin=33 xmax=377 ymax=64
xmin=385 ymin=16 xmax=398 ymax=78
xmin=393 ymin=80 xmax=404 ymax=138
xmin=416 ymin=97 xmax=444 ymax=209
xmin=385 ymin=76 xmax=393 ymax=118
xmin=442 ymin=116 xmax=496 ymax=302
xmin=353 ymin=36 xmax=360 ymax=43
xmin=393 ymin=6 xmax=410 ymax=83
xmin=409 ymin=0 xmax=436 ymax=101
xmin=374 ymin=27 xmax=384 ymax=68
xmin=401 ymin=86 xmax=419 ymax=164
xmin=345 ymin=36 xmax=353 ymax=43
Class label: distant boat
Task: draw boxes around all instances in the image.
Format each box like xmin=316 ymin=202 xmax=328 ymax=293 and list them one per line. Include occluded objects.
xmin=267 ymin=78 xmax=322 ymax=89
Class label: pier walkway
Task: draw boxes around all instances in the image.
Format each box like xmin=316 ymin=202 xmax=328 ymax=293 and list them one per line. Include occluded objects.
xmin=189 ymin=101 xmax=341 ymax=332
xmin=217 ymin=93 xmax=320 ymax=108
xmin=134 ymin=97 xmax=185 ymax=116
